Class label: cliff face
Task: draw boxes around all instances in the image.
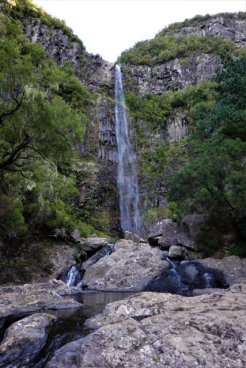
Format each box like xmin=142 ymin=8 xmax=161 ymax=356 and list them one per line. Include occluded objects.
xmin=119 ymin=14 xmax=246 ymax=231
xmin=15 ymin=8 xmax=120 ymax=234
xmin=121 ymin=54 xmax=221 ymax=96
xmin=3 ymin=3 xmax=246 ymax=235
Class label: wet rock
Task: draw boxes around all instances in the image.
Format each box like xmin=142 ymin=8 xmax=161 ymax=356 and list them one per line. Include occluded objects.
xmin=0 ymin=313 xmax=56 ymax=368
xmin=46 ymin=285 xmax=246 ymax=368
xmin=0 ymin=280 xmax=82 ymax=329
xmin=144 ymin=260 xmax=228 ymax=295
xmin=83 ymin=240 xmax=168 ymax=290
xmin=200 ymin=256 xmax=246 ymax=285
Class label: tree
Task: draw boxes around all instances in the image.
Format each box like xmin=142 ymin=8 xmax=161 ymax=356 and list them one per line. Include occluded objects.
xmin=0 ymin=14 xmax=91 ymax=237
xmin=168 ymin=56 xmax=246 ymax=252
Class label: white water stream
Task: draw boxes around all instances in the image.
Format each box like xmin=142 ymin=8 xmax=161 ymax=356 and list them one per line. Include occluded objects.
xmin=115 ymin=64 xmax=141 ymax=235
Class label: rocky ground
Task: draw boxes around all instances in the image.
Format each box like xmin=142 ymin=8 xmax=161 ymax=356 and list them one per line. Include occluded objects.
xmin=0 ymin=279 xmax=82 ymax=329
xmin=46 ymin=284 xmax=246 ymax=368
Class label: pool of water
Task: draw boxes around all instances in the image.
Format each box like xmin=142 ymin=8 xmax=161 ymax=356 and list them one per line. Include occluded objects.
xmin=31 ymin=291 xmax=135 ymax=368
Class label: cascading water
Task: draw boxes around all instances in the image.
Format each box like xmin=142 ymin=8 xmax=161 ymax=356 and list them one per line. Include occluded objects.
xmin=115 ymin=64 xmax=141 ymax=235
xmin=64 ymin=265 xmax=82 ymax=288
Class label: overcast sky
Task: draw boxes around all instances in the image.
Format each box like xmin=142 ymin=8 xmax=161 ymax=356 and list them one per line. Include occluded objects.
xmin=34 ymin=0 xmax=246 ymax=62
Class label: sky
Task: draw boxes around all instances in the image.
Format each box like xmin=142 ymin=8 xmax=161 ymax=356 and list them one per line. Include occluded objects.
xmin=34 ymin=0 xmax=246 ymax=62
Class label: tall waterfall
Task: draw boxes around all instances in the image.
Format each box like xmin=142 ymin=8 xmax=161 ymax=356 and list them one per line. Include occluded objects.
xmin=115 ymin=64 xmax=141 ymax=235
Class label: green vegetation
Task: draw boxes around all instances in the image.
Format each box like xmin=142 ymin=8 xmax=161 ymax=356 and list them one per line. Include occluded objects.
xmin=0 ymin=13 xmax=97 ymax=240
xmin=1 ymin=0 xmax=84 ymax=45
xmin=168 ymin=56 xmax=246 ymax=254
xmin=119 ymin=12 xmax=246 ymax=66
xmin=126 ymin=81 xmax=217 ymax=130
xmin=119 ymin=35 xmax=242 ymax=66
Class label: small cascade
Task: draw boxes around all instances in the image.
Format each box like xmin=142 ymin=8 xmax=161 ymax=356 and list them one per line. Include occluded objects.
xmin=64 ymin=265 xmax=82 ymax=288
xmin=203 ymin=272 xmax=214 ymax=288
xmin=144 ymin=258 xmax=229 ymax=295
xmin=115 ymin=64 xmax=141 ymax=235
xmin=166 ymin=258 xmax=189 ymax=293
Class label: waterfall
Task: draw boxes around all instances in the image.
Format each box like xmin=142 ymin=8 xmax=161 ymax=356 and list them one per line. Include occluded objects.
xmin=115 ymin=64 xmax=141 ymax=235
xmin=64 ymin=265 xmax=82 ymax=288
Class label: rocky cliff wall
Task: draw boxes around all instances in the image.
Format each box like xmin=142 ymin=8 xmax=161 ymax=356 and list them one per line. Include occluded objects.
xmin=5 ymin=6 xmax=246 ymax=235
xmin=15 ymin=10 xmax=120 ymax=234
xmin=120 ymin=15 xmax=246 ymax=232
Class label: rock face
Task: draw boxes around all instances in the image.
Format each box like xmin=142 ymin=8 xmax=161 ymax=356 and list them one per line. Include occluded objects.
xmin=0 ymin=280 xmax=82 ymax=329
xmin=46 ymin=284 xmax=246 ymax=368
xmin=176 ymin=15 xmax=246 ymax=47
xmin=0 ymin=313 xmax=56 ymax=368
xmin=122 ymin=53 xmax=221 ymax=96
xmin=82 ymin=239 xmax=168 ymax=289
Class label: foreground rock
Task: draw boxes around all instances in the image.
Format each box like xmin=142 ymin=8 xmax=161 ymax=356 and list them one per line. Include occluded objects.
xmin=0 ymin=279 xmax=82 ymax=329
xmin=46 ymin=284 xmax=246 ymax=368
xmin=0 ymin=313 xmax=56 ymax=368
xmin=83 ymin=239 xmax=168 ymax=289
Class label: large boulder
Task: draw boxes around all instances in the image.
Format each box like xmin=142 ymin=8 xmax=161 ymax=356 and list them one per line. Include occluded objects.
xmin=46 ymin=284 xmax=246 ymax=368
xmin=78 ymin=237 xmax=108 ymax=252
xmin=144 ymin=261 xmax=228 ymax=295
xmin=0 ymin=313 xmax=56 ymax=368
xmin=0 ymin=279 xmax=82 ymax=329
xmin=148 ymin=215 xmax=205 ymax=252
xmin=148 ymin=219 xmax=179 ymax=247
xmin=82 ymin=239 xmax=168 ymax=290
xmin=200 ymin=256 xmax=246 ymax=285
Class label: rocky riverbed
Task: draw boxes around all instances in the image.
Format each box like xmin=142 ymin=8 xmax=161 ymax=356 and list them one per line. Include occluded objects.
xmin=46 ymin=284 xmax=246 ymax=368
xmin=0 ymin=234 xmax=246 ymax=367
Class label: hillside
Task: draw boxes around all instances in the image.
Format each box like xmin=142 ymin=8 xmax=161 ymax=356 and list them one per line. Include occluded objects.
xmin=117 ymin=13 xmax=246 ymax=254
xmin=0 ymin=0 xmax=245 ymax=285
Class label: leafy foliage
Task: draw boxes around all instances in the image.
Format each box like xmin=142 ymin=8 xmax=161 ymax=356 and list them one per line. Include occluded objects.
xmin=168 ymin=56 xmax=246 ymax=251
xmin=0 ymin=13 xmax=93 ymax=238
xmin=119 ymin=34 xmax=244 ymax=66
xmin=1 ymin=0 xmax=84 ymax=45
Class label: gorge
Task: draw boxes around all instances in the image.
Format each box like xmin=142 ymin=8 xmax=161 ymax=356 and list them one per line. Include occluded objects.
xmin=0 ymin=1 xmax=246 ymax=367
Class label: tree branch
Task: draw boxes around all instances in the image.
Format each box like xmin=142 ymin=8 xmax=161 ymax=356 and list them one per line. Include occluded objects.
xmin=0 ymin=93 xmax=24 ymax=127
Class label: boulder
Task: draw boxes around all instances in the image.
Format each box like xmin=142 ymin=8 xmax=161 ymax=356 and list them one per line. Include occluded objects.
xmin=0 ymin=279 xmax=82 ymax=329
xmin=46 ymin=284 xmax=246 ymax=368
xmin=0 ymin=313 xmax=56 ymax=368
xmin=148 ymin=219 xmax=179 ymax=247
xmin=82 ymin=239 xmax=168 ymax=290
xmin=78 ymin=237 xmax=108 ymax=252
xmin=181 ymin=214 xmax=205 ymax=238
xmin=144 ymin=260 xmax=228 ymax=295
xmin=124 ymin=231 xmax=145 ymax=243
xmin=200 ymin=256 xmax=246 ymax=285
xmin=148 ymin=215 xmax=205 ymax=252
xmin=168 ymin=245 xmax=184 ymax=258
xmin=82 ymin=245 xmax=113 ymax=271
